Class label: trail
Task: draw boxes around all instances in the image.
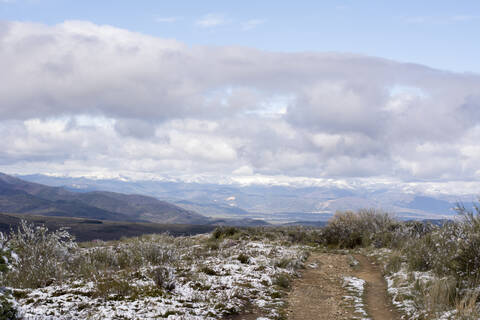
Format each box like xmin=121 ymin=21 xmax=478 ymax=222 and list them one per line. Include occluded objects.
xmin=286 ymin=252 xmax=355 ymax=320
xmin=353 ymin=254 xmax=400 ymax=320
xmin=286 ymin=252 xmax=400 ymax=320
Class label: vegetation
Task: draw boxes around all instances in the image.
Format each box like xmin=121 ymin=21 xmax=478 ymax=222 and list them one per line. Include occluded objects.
xmin=2 ymin=203 xmax=480 ymax=319
xmin=0 ymin=221 xmax=311 ymax=319
xmin=322 ymin=209 xmax=397 ymax=248
xmin=322 ymin=206 xmax=480 ymax=319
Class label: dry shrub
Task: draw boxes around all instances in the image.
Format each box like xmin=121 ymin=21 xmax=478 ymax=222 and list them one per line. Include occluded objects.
xmin=455 ymin=290 xmax=480 ymax=319
xmin=423 ymin=277 xmax=458 ymax=313
xmin=150 ymin=266 xmax=175 ymax=291
xmin=5 ymin=220 xmax=76 ymax=288
xmin=273 ymin=273 xmax=291 ymax=289
xmin=323 ymin=209 xmax=396 ymax=248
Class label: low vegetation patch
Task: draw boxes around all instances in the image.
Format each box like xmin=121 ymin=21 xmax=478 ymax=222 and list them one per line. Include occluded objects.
xmin=0 ymin=222 xmax=311 ymax=319
xmin=2 ymin=205 xmax=480 ymax=319
xmin=347 ymin=205 xmax=480 ymax=319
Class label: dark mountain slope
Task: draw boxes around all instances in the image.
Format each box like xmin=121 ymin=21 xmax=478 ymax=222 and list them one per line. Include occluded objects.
xmin=0 ymin=173 xmax=209 ymax=224
xmin=0 ymin=179 xmax=136 ymax=221
xmin=70 ymin=191 xmax=208 ymax=224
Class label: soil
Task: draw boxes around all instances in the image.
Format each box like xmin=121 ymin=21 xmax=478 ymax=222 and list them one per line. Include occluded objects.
xmin=286 ymin=251 xmax=401 ymax=320
xmin=229 ymin=251 xmax=401 ymax=320
xmin=353 ymin=254 xmax=400 ymax=320
xmin=285 ymin=252 xmax=356 ymax=320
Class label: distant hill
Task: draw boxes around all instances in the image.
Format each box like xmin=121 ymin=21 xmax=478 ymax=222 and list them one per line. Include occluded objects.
xmin=0 ymin=173 xmax=210 ymax=225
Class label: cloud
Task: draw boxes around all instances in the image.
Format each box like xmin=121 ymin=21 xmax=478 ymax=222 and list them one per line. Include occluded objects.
xmin=1 ymin=20 xmax=480 ymax=188
xmin=195 ymin=13 xmax=228 ymax=28
xmin=241 ymin=19 xmax=266 ymax=31
xmin=155 ymin=16 xmax=182 ymax=23
xmin=114 ymin=118 xmax=156 ymax=139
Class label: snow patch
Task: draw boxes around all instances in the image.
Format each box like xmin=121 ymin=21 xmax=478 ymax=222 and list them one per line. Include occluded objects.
xmin=343 ymin=276 xmax=370 ymax=320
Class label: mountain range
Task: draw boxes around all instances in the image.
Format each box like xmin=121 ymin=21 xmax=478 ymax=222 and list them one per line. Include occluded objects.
xmin=16 ymin=174 xmax=477 ymax=223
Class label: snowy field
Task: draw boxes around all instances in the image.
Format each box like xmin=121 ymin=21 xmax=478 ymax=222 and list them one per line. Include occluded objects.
xmin=1 ymin=225 xmax=310 ymax=319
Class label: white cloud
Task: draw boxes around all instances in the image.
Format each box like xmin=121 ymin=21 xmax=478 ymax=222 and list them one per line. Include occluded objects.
xmin=195 ymin=13 xmax=228 ymax=28
xmin=155 ymin=16 xmax=182 ymax=23
xmin=1 ymin=21 xmax=480 ymax=189
xmin=241 ymin=19 xmax=266 ymax=31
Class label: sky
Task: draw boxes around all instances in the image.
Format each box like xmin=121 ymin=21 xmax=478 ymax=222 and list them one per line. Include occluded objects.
xmin=1 ymin=1 xmax=480 ymax=192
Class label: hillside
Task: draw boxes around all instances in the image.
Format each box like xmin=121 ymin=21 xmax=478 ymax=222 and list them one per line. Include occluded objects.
xmin=0 ymin=173 xmax=210 ymax=225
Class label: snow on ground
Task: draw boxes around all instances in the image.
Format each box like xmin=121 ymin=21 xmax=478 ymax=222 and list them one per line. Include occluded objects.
xmin=342 ymin=276 xmax=370 ymax=320
xmin=368 ymin=248 xmax=464 ymax=320
xmin=10 ymin=235 xmax=309 ymax=319
xmin=384 ymin=269 xmax=463 ymax=320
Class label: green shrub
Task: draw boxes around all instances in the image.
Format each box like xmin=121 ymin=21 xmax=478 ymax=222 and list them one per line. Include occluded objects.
xmin=0 ymin=291 xmax=18 ymax=320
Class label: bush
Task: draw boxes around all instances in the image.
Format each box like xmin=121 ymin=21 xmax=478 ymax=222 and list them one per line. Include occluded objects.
xmin=384 ymin=251 xmax=403 ymax=274
xmin=0 ymin=290 xmax=18 ymax=320
xmin=237 ymin=253 xmax=249 ymax=264
xmin=200 ymin=266 xmax=217 ymax=276
xmin=150 ymin=266 xmax=175 ymax=291
xmin=384 ymin=201 xmax=480 ymax=316
xmin=273 ymin=273 xmax=291 ymax=289
xmin=211 ymin=227 xmax=241 ymax=240
xmin=5 ymin=220 xmax=76 ymax=288
xmin=400 ymin=204 xmax=480 ymax=285
xmin=323 ymin=209 xmax=396 ymax=248
xmin=451 ymin=203 xmax=480 ymax=283
xmin=423 ymin=276 xmax=458 ymax=312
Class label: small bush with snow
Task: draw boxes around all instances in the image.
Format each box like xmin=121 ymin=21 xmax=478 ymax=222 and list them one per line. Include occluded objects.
xmin=5 ymin=220 xmax=76 ymax=289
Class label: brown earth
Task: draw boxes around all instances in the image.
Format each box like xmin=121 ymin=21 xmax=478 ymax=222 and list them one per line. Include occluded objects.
xmin=286 ymin=252 xmax=356 ymax=320
xmin=353 ymin=254 xmax=401 ymax=320
xmin=286 ymin=252 xmax=401 ymax=320
xmin=229 ymin=251 xmax=401 ymax=320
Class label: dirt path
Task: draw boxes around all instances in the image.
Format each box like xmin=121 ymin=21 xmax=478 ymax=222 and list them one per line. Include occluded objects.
xmin=286 ymin=252 xmax=400 ymax=320
xmin=353 ymin=254 xmax=400 ymax=320
xmin=286 ymin=252 xmax=355 ymax=320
